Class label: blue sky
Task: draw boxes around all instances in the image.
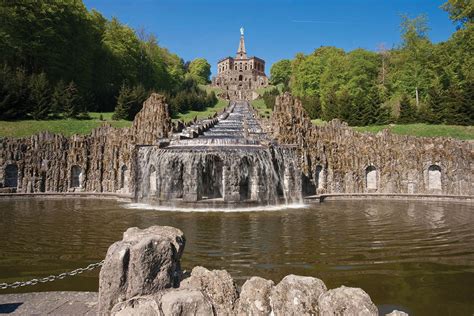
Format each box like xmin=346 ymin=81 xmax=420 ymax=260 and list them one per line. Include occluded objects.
xmin=83 ymin=0 xmax=455 ymax=76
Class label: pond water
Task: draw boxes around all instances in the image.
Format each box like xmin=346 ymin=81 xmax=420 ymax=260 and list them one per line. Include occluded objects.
xmin=0 ymin=198 xmax=473 ymax=315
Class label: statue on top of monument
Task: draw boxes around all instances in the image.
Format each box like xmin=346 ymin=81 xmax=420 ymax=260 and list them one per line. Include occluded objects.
xmin=240 ymin=27 xmax=244 ymax=36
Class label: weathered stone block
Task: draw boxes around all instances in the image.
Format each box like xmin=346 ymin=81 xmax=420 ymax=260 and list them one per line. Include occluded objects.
xmin=98 ymin=226 xmax=185 ymax=315
xmin=318 ymin=285 xmax=378 ymax=316
xmin=270 ymin=274 xmax=327 ymax=316
xmin=236 ymin=276 xmax=274 ymax=316
xmin=180 ymin=266 xmax=238 ymax=315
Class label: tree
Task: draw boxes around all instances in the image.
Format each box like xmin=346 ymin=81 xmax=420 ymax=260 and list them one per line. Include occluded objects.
xmin=301 ymin=95 xmax=321 ymax=119
xmin=29 ymin=72 xmax=51 ymax=120
xmin=398 ymin=94 xmax=417 ymax=123
xmin=0 ymin=66 xmax=30 ymax=120
xmin=188 ymin=58 xmax=211 ymax=85
xmin=442 ymin=0 xmax=474 ymax=28
xmin=63 ymin=81 xmax=82 ymax=119
xmin=388 ymin=15 xmax=435 ymax=108
xmin=113 ymin=84 xmax=149 ymax=121
xmin=270 ymin=59 xmax=291 ymax=86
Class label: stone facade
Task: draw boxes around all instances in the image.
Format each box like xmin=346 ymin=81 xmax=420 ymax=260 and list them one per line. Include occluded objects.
xmin=269 ymin=92 xmax=473 ymax=196
xmin=212 ymin=29 xmax=268 ymax=100
xmin=0 ymin=91 xmax=472 ymax=200
xmin=0 ymin=93 xmax=172 ymax=196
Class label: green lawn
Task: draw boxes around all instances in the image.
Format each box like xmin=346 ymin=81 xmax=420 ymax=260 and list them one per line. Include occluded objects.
xmin=311 ymin=119 xmax=327 ymax=126
xmin=251 ymin=84 xmax=279 ymax=118
xmin=172 ymin=84 xmax=229 ymax=122
xmin=0 ymin=113 xmax=131 ymax=138
xmin=0 ymin=85 xmax=231 ymax=137
xmin=353 ymin=123 xmax=473 ymax=140
xmin=251 ymin=98 xmax=272 ymax=118
xmin=310 ymin=119 xmax=473 ymax=140
xmin=173 ymin=97 xmax=229 ymax=122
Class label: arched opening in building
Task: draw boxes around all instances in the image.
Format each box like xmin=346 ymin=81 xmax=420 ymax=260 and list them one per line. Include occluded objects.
xmin=428 ymin=165 xmax=441 ymax=190
xmin=170 ymin=162 xmax=184 ymax=198
xmin=70 ymin=165 xmax=82 ymax=188
xmin=315 ymin=165 xmax=323 ymax=190
xmin=149 ymin=165 xmax=157 ymax=193
xmin=302 ymin=173 xmax=316 ymax=196
xmin=40 ymin=171 xmax=46 ymax=192
xmin=120 ymin=165 xmax=128 ymax=189
xmin=239 ymin=157 xmax=252 ymax=201
xmin=239 ymin=75 xmax=243 ymax=81
xmin=4 ymin=164 xmax=18 ymax=188
xmin=201 ymin=156 xmax=223 ymax=199
xmin=366 ymin=166 xmax=377 ymax=190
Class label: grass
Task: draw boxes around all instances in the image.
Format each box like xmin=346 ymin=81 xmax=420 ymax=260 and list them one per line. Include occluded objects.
xmin=0 ymin=113 xmax=131 ymax=138
xmin=173 ymin=97 xmax=229 ymax=123
xmin=199 ymin=84 xmax=223 ymax=95
xmin=0 ymin=85 xmax=230 ymax=137
xmin=251 ymin=98 xmax=272 ymax=118
xmin=172 ymin=84 xmax=229 ymax=123
xmin=310 ymin=119 xmax=473 ymax=140
xmin=353 ymin=123 xmax=474 ymax=140
xmin=311 ymin=119 xmax=327 ymax=126
xmin=251 ymin=84 xmax=280 ymax=118
xmin=255 ymin=83 xmax=283 ymax=96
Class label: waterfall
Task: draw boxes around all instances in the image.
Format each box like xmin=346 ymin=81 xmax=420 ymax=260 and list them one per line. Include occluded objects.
xmin=135 ymin=101 xmax=303 ymax=206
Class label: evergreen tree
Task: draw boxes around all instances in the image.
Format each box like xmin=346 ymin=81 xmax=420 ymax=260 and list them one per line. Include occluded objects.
xmin=0 ymin=66 xmax=30 ymax=120
xmin=112 ymin=84 xmax=134 ymax=120
xmin=29 ymin=72 xmax=52 ymax=120
xmin=322 ymin=89 xmax=340 ymax=122
xmin=426 ymin=84 xmax=446 ymax=124
xmin=113 ymin=84 xmax=149 ymax=120
xmin=301 ymin=95 xmax=321 ymax=119
xmin=398 ymin=94 xmax=417 ymax=123
xmin=51 ymin=80 xmax=67 ymax=117
xmin=63 ymin=81 xmax=81 ymax=119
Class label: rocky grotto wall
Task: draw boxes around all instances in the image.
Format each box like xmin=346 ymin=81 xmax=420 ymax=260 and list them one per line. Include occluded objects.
xmin=0 ymin=93 xmax=173 ymax=195
xmin=1 ymin=91 xmax=472 ymax=199
xmin=269 ymin=92 xmax=473 ymax=196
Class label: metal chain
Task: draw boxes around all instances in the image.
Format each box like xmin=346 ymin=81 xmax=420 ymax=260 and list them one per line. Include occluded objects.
xmin=0 ymin=260 xmax=104 ymax=290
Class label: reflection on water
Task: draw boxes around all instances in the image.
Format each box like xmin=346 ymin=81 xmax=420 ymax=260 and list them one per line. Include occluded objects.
xmin=0 ymin=198 xmax=473 ymax=314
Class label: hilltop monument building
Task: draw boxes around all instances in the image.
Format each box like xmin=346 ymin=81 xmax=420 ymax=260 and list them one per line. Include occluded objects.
xmin=212 ymin=28 xmax=268 ymax=100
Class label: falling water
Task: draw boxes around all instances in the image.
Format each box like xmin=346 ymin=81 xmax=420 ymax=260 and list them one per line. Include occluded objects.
xmin=135 ymin=101 xmax=303 ymax=206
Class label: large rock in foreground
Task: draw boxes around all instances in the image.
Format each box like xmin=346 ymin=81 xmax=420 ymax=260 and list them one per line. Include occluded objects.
xmin=98 ymin=226 xmax=185 ymax=314
xmin=270 ymin=274 xmax=327 ymax=315
xmin=180 ymin=266 xmax=239 ymax=315
xmin=318 ymin=285 xmax=379 ymax=316
xmin=236 ymin=276 xmax=274 ymax=315
xmin=98 ymin=225 xmax=407 ymax=316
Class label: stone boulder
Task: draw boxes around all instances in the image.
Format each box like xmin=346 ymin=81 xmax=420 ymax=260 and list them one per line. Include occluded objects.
xmin=111 ymin=296 xmax=161 ymax=315
xmin=270 ymin=274 xmax=327 ymax=316
xmin=111 ymin=289 xmax=213 ymax=316
xmin=180 ymin=266 xmax=239 ymax=315
xmin=386 ymin=310 xmax=409 ymax=316
xmin=318 ymin=285 xmax=378 ymax=316
xmin=160 ymin=289 xmax=214 ymax=316
xmin=98 ymin=226 xmax=185 ymax=314
xmin=235 ymin=276 xmax=274 ymax=316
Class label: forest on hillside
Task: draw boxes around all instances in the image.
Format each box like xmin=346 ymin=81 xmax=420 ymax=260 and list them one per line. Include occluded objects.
xmin=0 ymin=0 xmax=213 ymax=121
xmin=269 ymin=0 xmax=473 ymax=126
